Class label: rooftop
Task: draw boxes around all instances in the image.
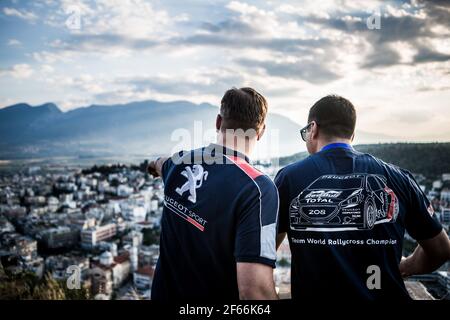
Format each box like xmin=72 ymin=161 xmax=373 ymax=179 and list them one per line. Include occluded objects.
xmin=404 ymin=281 xmax=435 ymax=300
xmin=135 ymin=266 xmax=154 ymax=277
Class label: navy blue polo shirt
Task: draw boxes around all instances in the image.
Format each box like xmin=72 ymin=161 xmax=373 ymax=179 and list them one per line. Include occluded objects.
xmin=275 ymin=143 xmax=442 ymax=300
xmin=151 ymin=143 xmax=279 ymax=301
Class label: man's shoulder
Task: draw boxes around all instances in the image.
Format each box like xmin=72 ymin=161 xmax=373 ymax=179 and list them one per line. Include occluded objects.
xmin=356 ymin=151 xmax=411 ymax=177
xmin=277 ymin=154 xmax=317 ymax=177
xmin=276 ymin=150 xmax=411 ymax=181
xmin=225 ymin=157 xmax=276 ymax=190
xmin=168 ymin=147 xmax=207 ymax=165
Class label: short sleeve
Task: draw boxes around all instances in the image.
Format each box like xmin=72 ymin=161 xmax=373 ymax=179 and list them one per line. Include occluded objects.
xmin=403 ymin=171 xmax=442 ymax=241
xmin=161 ymin=157 xmax=175 ymax=184
xmin=274 ymin=168 xmax=290 ymax=234
xmin=234 ymin=177 xmax=279 ymax=268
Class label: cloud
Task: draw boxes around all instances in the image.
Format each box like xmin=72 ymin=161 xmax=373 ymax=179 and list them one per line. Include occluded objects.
xmin=392 ymin=110 xmax=434 ymax=124
xmin=49 ymin=33 xmax=159 ymax=52
xmin=176 ymin=34 xmax=329 ymax=55
xmin=362 ymin=44 xmax=402 ymax=68
xmin=32 ymin=50 xmax=74 ymax=63
xmin=0 ymin=64 xmax=34 ymax=79
xmin=413 ymin=46 xmax=450 ymax=63
xmin=199 ymin=19 xmax=256 ymax=36
xmin=114 ymin=68 xmax=244 ymax=96
xmin=45 ymin=73 xmax=107 ymax=94
xmin=7 ymin=39 xmax=21 ymax=46
xmin=45 ymin=0 xmax=328 ymax=57
xmin=45 ymin=0 xmax=182 ymax=41
xmin=28 ymin=0 xmax=189 ymax=58
xmin=299 ymin=2 xmax=450 ymax=69
xmin=417 ymin=86 xmax=450 ymax=92
xmin=40 ymin=64 xmax=55 ymax=74
xmin=3 ymin=7 xmax=38 ymax=22
xmin=236 ymin=58 xmax=340 ymax=84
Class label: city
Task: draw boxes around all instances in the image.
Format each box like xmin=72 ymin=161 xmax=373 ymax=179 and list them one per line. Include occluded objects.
xmin=0 ymin=161 xmax=449 ymax=300
xmin=0 ymin=161 xmax=162 ymax=299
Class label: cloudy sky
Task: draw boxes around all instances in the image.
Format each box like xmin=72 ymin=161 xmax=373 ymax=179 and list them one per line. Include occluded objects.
xmin=0 ymin=0 xmax=449 ymax=142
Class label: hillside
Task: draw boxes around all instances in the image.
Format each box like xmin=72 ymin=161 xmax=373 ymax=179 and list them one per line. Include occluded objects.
xmin=279 ymin=143 xmax=450 ymax=179
xmin=0 ymin=100 xmax=301 ymax=159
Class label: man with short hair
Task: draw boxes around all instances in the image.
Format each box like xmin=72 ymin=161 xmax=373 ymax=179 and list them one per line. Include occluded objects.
xmin=276 ymin=94 xmax=450 ymax=300
xmin=149 ymin=87 xmax=279 ymax=301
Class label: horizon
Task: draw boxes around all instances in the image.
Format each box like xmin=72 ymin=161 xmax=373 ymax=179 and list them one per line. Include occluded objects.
xmin=3 ymin=98 xmax=450 ymax=146
xmin=0 ymin=0 xmax=449 ymax=144
xmin=1 ymin=96 xmax=449 ymax=153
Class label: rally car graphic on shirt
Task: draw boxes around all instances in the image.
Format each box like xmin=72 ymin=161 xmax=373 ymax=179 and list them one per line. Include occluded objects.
xmin=289 ymin=174 xmax=399 ymax=232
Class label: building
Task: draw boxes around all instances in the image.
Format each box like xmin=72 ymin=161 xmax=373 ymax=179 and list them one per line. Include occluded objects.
xmin=40 ymin=226 xmax=79 ymax=249
xmin=112 ymin=252 xmax=131 ymax=288
xmin=23 ymin=256 xmax=45 ymax=278
xmin=45 ymin=254 xmax=89 ymax=280
xmin=47 ymin=196 xmax=60 ymax=212
xmin=409 ymin=271 xmax=450 ymax=299
xmin=441 ymin=208 xmax=450 ymax=225
xmin=14 ymin=236 xmax=38 ymax=261
xmin=89 ymin=266 xmax=113 ymax=298
xmin=436 ymin=271 xmax=450 ymax=296
xmin=81 ymin=223 xmax=117 ymax=249
xmin=121 ymin=205 xmax=146 ymax=223
xmin=122 ymin=245 xmax=138 ymax=272
xmin=0 ymin=216 xmax=15 ymax=233
xmin=117 ymin=185 xmax=133 ymax=197
xmin=123 ymin=230 xmax=143 ymax=248
xmin=133 ymin=266 xmax=154 ymax=292
xmin=150 ymin=194 xmax=159 ymax=213
xmin=2 ymin=206 xmax=26 ymax=220
xmin=433 ymin=180 xmax=443 ymax=190
xmin=70 ymin=216 xmax=96 ymax=231
xmin=92 ymin=250 xmax=131 ymax=292
xmin=0 ymin=233 xmax=44 ymax=278
xmin=138 ymin=245 xmax=159 ymax=267
xmin=441 ymin=189 xmax=450 ymax=202
xmin=404 ymin=281 xmax=435 ymax=300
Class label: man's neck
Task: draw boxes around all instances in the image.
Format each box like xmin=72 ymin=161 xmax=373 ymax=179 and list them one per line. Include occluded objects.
xmin=216 ymin=134 xmax=255 ymax=158
xmin=316 ymin=138 xmax=352 ymax=152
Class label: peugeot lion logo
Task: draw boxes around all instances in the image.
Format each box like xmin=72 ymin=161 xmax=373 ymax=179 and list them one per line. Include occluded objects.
xmin=176 ymin=165 xmax=208 ymax=203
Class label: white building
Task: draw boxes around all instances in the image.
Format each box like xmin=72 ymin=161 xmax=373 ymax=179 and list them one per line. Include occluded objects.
xmin=47 ymin=197 xmax=59 ymax=212
xmin=133 ymin=266 xmax=154 ymax=292
xmin=441 ymin=189 xmax=450 ymax=202
xmin=122 ymin=206 xmax=146 ymax=223
xmin=81 ymin=223 xmax=117 ymax=249
xmin=123 ymin=230 xmax=143 ymax=247
xmin=441 ymin=208 xmax=450 ymax=225
xmin=433 ymin=180 xmax=443 ymax=190
xmin=96 ymin=251 xmax=131 ymax=290
xmin=117 ymin=185 xmax=133 ymax=197
xmin=97 ymin=180 xmax=110 ymax=193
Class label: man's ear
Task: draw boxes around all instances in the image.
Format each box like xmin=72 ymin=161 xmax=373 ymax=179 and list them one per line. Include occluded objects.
xmin=350 ymin=132 xmax=355 ymax=142
xmin=311 ymin=121 xmax=319 ymax=140
xmin=216 ymin=114 xmax=222 ymax=132
xmin=257 ymin=124 xmax=266 ymax=141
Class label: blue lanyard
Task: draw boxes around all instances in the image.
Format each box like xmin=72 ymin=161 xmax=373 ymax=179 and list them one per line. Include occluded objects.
xmin=321 ymin=143 xmax=353 ymax=152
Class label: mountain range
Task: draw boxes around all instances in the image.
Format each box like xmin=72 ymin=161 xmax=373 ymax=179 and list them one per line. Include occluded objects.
xmin=0 ymin=100 xmax=301 ymax=159
xmin=0 ymin=100 xmax=402 ymax=160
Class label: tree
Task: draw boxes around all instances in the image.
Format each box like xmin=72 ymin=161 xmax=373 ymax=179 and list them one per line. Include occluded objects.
xmin=0 ymin=268 xmax=90 ymax=300
xmin=142 ymin=227 xmax=160 ymax=246
xmin=32 ymin=274 xmax=65 ymax=300
xmin=277 ymin=258 xmax=290 ymax=267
